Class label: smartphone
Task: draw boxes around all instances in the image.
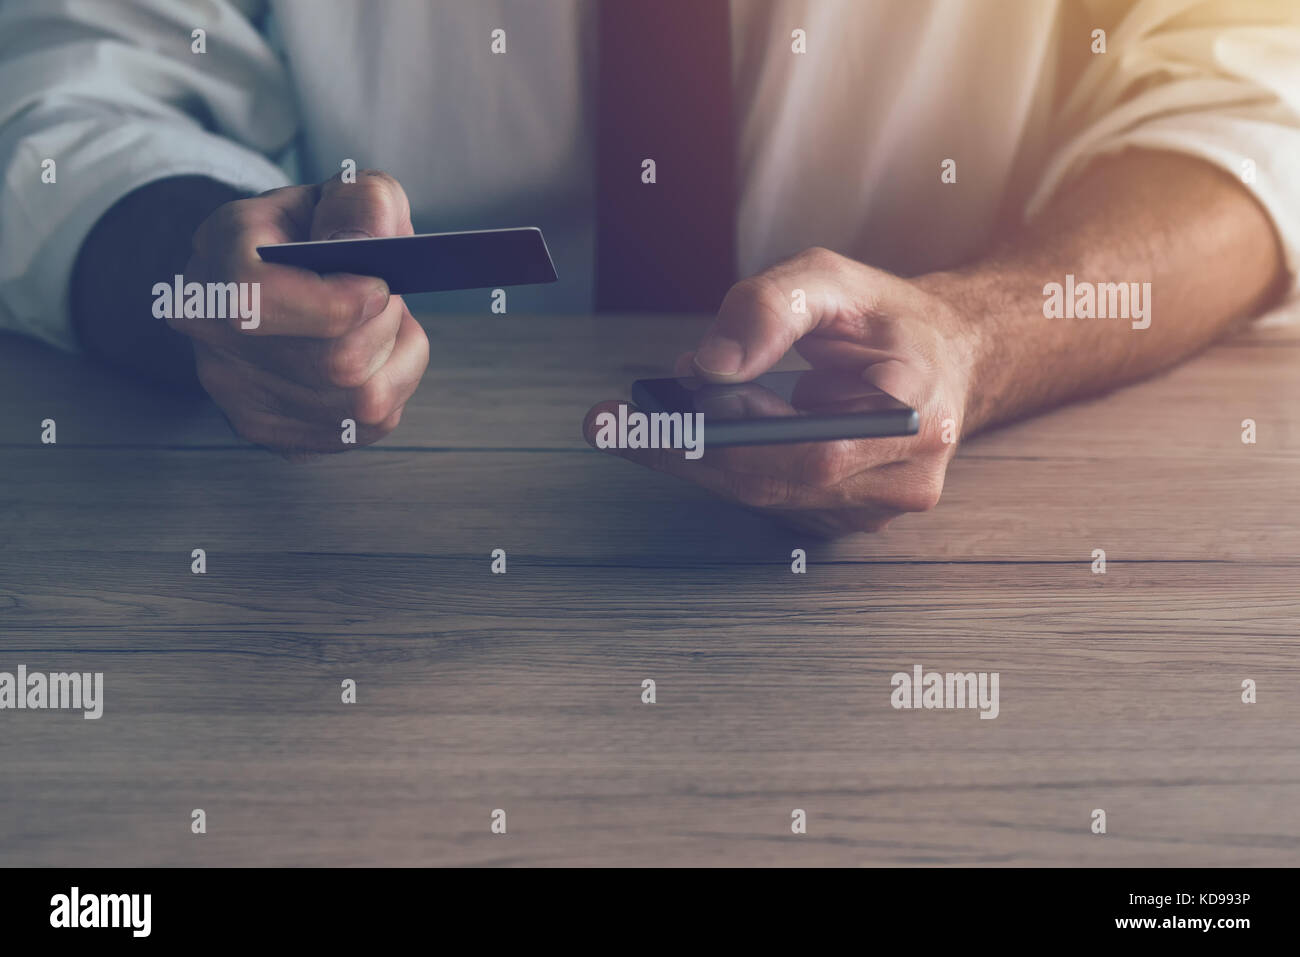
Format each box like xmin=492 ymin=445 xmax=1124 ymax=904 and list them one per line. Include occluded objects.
xmin=257 ymin=227 xmax=557 ymax=294
xmin=630 ymin=369 xmax=919 ymax=447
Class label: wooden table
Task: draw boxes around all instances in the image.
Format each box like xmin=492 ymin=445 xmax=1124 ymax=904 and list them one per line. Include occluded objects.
xmin=2 ymin=310 xmax=1298 ymax=867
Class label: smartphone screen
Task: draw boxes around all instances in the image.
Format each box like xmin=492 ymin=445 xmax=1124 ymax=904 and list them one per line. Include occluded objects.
xmin=630 ymin=369 xmax=919 ymax=447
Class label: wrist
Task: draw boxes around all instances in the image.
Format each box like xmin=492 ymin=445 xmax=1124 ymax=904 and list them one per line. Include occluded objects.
xmin=913 ymin=268 xmax=997 ymax=437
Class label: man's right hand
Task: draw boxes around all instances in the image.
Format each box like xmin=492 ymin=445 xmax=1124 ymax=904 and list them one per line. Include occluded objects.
xmin=169 ymin=170 xmax=430 ymax=457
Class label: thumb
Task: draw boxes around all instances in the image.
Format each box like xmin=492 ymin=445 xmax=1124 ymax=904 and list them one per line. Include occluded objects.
xmin=690 ymin=253 xmax=848 ymax=383
xmin=310 ymin=169 xmax=414 ymax=241
xmin=691 ymin=251 xmax=922 ymax=384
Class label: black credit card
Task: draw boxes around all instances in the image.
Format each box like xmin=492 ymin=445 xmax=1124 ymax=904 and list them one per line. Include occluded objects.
xmin=257 ymin=227 xmax=558 ymax=294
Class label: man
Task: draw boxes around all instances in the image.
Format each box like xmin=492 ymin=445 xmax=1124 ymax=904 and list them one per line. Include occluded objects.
xmin=1 ymin=0 xmax=1295 ymax=535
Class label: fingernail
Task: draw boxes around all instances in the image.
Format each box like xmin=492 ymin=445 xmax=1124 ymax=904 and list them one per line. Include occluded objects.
xmin=694 ymin=335 xmax=744 ymax=376
xmin=327 ymin=229 xmax=371 ymax=240
xmin=363 ymin=283 xmax=389 ymax=319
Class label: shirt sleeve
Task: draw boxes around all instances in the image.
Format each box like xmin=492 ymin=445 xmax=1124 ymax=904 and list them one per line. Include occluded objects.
xmin=0 ymin=0 xmax=296 ymax=352
xmin=1025 ymin=0 xmax=1300 ymax=306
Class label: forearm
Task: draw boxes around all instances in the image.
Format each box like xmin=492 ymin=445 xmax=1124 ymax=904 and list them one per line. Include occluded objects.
xmin=71 ymin=176 xmax=248 ymax=393
xmin=918 ymin=149 xmax=1288 ymax=436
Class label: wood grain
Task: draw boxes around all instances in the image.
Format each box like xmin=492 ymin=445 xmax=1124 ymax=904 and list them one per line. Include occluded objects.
xmin=2 ymin=309 xmax=1297 ymax=454
xmin=1 ymin=308 xmax=1298 ymax=866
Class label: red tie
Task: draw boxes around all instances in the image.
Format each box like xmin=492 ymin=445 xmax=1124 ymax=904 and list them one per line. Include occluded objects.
xmin=595 ymin=0 xmax=736 ymax=313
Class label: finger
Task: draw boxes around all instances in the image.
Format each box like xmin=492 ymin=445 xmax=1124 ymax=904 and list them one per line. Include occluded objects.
xmin=582 ymin=394 xmax=810 ymax=489
xmin=242 ymin=304 xmax=425 ymax=428
xmin=190 ymin=185 xmax=320 ymax=257
xmin=193 ymin=291 xmax=407 ymax=390
xmin=860 ymin=358 xmax=928 ymax=411
xmin=691 ymin=272 xmax=815 ymax=381
xmin=180 ymin=192 xmax=390 ymax=339
xmin=691 ymin=249 xmax=930 ymax=384
xmin=350 ymin=307 xmax=429 ymax=426
xmin=194 ymin=344 xmax=402 ymax=452
xmin=235 ymin=406 xmax=403 ymax=455
xmin=795 ymin=364 xmax=930 ymax=473
xmin=702 ymin=435 xmax=893 ymax=488
xmin=690 ymin=248 xmax=852 ymax=382
xmin=794 ymin=340 xmax=931 ymax=415
xmin=585 ymin=400 xmax=917 ymax=533
xmin=785 ymin=367 xmax=921 ymax=444
xmin=759 ymin=503 xmax=906 ymax=538
xmin=165 ymin=267 xmax=384 ymax=343
xmin=310 ymin=169 xmax=414 ymax=241
xmin=793 ymin=336 xmax=901 ymax=372
xmin=168 ymin=263 xmax=389 ymax=340
xmin=582 ymin=398 xmax=861 ymax=504
xmin=787 ymin=347 xmax=937 ymax=458
xmin=805 ymin=456 xmax=945 ymax=514
xmin=301 ymin=292 xmax=406 ymax=389
xmin=694 ymin=373 xmax=906 ymax=485
xmin=582 ymin=399 xmax=756 ymax=499
xmin=582 ymin=391 xmax=940 ymax=507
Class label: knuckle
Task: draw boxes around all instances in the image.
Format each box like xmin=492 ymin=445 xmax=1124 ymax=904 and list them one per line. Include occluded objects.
xmin=368 ymin=406 xmax=404 ymax=440
xmin=354 ymin=177 xmax=395 ymax=212
xmin=200 ymin=204 xmax=235 ymax=240
xmin=411 ymin=319 xmax=430 ymax=367
xmin=799 ymin=245 xmax=842 ymax=271
xmin=729 ymin=476 xmax=790 ymax=509
xmin=354 ymin=171 xmax=408 ymax=219
xmin=725 ymin=273 xmax=787 ymax=315
xmin=356 ymin=168 xmax=399 ymax=190
xmin=324 ymin=341 xmax=373 ymax=388
xmin=894 ymin=474 xmax=944 ymax=513
xmin=193 ymin=201 xmax=247 ymax=255
xmin=222 ymin=198 xmax=263 ymax=232
xmin=799 ymin=448 xmax=845 ymax=488
xmin=359 ymin=169 xmax=408 ymax=205
xmin=865 ymin=313 xmax=906 ymax=346
xmin=226 ymin=411 xmax=269 ymax=447
xmin=225 ymin=293 xmax=265 ymax=333
xmin=351 ymin=377 xmax=394 ymax=426
xmin=323 ymin=294 xmax=361 ymax=336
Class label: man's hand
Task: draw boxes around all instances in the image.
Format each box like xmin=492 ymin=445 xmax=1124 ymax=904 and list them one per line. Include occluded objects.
xmin=584 ymin=150 xmax=1287 ymax=538
xmin=584 ymin=247 xmax=982 ymax=537
xmin=170 ymin=170 xmax=430 ymax=457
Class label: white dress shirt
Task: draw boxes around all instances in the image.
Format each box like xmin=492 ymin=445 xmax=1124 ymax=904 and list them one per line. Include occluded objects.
xmin=2 ymin=0 xmax=1298 ymax=351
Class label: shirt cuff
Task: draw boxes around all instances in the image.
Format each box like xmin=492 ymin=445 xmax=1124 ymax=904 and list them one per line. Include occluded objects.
xmin=0 ymin=119 xmax=291 ymax=353
xmin=1024 ymin=112 xmax=1300 ymax=314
